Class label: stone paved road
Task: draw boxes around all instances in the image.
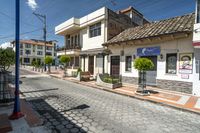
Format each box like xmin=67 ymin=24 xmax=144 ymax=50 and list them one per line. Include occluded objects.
xmin=20 ymin=76 xmax=200 ymax=133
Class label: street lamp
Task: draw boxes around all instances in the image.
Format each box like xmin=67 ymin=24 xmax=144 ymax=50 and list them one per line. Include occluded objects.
xmin=9 ymin=0 xmax=24 ymax=120
xmin=33 ymin=12 xmax=47 ymax=71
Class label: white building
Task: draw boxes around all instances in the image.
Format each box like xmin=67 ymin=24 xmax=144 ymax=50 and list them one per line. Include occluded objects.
xmin=55 ymin=6 xmax=148 ymax=77
xmin=192 ymin=0 xmax=200 ymax=95
xmin=103 ymin=13 xmax=196 ymax=94
xmin=12 ymin=39 xmax=56 ymax=65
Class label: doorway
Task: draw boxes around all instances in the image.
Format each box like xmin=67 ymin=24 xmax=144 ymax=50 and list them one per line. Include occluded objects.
xmin=110 ymin=56 xmax=120 ymax=76
xmin=88 ymin=56 xmax=94 ymax=75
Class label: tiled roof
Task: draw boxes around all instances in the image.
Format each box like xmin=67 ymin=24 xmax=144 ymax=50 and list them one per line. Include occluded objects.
xmin=103 ymin=13 xmax=194 ymax=46
xmin=12 ymin=39 xmax=54 ymax=47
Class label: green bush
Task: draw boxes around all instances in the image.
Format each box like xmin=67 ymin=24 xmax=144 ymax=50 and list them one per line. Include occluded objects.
xmin=103 ymin=77 xmax=119 ymax=84
xmin=45 ymin=56 xmax=53 ymax=65
xmin=0 ymin=48 xmax=15 ymax=71
xmin=133 ymin=58 xmax=154 ymax=71
xmin=76 ymin=67 xmax=82 ymax=76
xmin=60 ymin=55 xmax=71 ymax=65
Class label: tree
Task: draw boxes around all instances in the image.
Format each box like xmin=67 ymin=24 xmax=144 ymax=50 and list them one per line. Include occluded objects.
xmin=44 ymin=56 xmax=53 ymax=73
xmin=0 ymin=48 xmax=15 ymax=71
xmin=31 ymin=58 xmax=36 ymax=71
xmin=60 ymin=55 xmax=71 ymax=77
xmin=133 ymin=58 xmax=154 ymax=93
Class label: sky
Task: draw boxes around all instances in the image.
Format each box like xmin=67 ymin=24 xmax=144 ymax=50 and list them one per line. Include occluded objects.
xmin=0 ymin=0 xmax=196 ymax=47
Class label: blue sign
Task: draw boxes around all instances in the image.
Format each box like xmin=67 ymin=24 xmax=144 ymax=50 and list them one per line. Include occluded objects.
xmin=137 ymin=46 xmax=160 ymax=56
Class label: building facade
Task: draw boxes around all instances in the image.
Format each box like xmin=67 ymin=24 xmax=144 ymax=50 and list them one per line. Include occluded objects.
xmin=12 ymin=39 xmax=56 ymax=65
xmin=103 ymin=13 xmax=196 ymax=94
xmin=55 ymin=6 xmax=147 ymax=77
xmin=192 ymin=0 xmax=200 ymax=95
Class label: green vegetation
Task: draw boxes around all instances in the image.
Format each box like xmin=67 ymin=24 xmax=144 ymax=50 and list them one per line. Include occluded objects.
xmin=45 ymin=56 xmax=53 ymax=73
xmin=0 ymin=48 xmax=15 ymax=71
xmin=133 ymin=58 xmax=154 ymax=71
xmin=133 ymin=58 xmax=154 ymax=92
xmin=102 ymin=74 xmax=120 ymax=84
xmin=59 ymin=55 xmax=71 ymax=77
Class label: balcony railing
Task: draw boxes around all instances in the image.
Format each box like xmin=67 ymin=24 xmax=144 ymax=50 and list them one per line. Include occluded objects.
xmin=65 ymin=44 xmax=81 ymax=50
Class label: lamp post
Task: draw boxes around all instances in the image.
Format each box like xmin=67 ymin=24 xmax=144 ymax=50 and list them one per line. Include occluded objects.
xmin=9 ymin=0 xmax=24 ymax=120
xmin=33 ymin=12 xmax=47 ymax=71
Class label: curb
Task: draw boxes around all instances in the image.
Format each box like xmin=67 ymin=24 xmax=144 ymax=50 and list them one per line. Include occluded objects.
xmin=49 ymin=75 xmax=200 ymax=115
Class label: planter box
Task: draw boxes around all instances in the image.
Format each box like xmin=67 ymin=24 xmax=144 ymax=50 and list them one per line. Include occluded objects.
xmin=96 ymin=74 xmax=122 ymax=89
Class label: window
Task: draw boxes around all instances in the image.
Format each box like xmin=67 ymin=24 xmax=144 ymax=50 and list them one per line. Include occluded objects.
xmin=25 ymin=50 xmax=31 ymax=55
xmin=197 ymin=0 xmax=200 ymax=23
xmin=125 ymin=56 xmax=132 ymax=72
xmin=46 ymin=46 xmax=52 ymax=50
xmin=89 ymin=22 xmax=101 ymax=38
xmin=66 ymin=35 xmax=70 ymax=47
xmin=71 ymin=36 xmax=74 ymax=45
xmin=46 ymin=52 xmax=52 ymax=56
xmin=37 ymin=45 xmax=43 ymax=49
xmin=25 ymin=44 xmax=31 ymax=48
xmin=166 ymin=53 xmax=177 ymax=74
xmin=37 ymin=51 xmax=43 ymax=55
xmin=20 ymin=44 xmax=23 ymax=48
xmin=20 ymin=50 xmax=23 ymax=55
xmin=24 ymin=58 xmax=30 ymax=63
xmin=75 ymin=57 xmax=79 ymax=67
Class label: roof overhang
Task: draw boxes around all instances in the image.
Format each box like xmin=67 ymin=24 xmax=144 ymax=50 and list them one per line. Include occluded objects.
xmin=57 ymin=50 xmax=80 ymax=56
xmin=104 ymin=32 xmax=191 ymax=47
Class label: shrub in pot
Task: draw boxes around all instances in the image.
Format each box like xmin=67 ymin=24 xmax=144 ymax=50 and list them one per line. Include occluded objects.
xmin=45 ymin=56 xmax=53 ymax=73
xmin=60 ymin=55 xmax=71 ymax=77
xmin=133 ymin=58 xmax=154 ymax=93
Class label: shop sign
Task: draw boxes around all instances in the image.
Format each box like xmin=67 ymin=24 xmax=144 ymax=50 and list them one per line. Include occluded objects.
xmin=137 ymin=46 xmax=160 ymax=56
xmin=179 ymin=53 xmax=193 ymax=74
xmin=181 ymin=74 xmax=189 ymax=79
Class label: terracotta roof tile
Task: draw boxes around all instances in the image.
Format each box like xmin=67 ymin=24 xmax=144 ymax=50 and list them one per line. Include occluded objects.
xmin=103 ymin=13 xmax=195 ymax=46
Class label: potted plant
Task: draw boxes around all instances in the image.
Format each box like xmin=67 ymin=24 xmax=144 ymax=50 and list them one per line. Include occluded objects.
xmin=60 ymin=55 xmax=71 ymax=77
xmin=44 ymin=56 xmax=53 ymax=73
xmin=133 ymin=58 xmax=154 ymax=95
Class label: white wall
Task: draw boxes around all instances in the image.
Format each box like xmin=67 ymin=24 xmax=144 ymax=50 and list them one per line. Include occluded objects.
xmin=108 ymin=37 xmax=194 ymax=82
xmin=80 ymin=20 xmax=105 ymax=51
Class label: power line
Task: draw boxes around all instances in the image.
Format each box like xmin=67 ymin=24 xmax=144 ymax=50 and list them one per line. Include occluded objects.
xmin=0 ymin=10 xmax=37 ymax=27
xmin=0 ymin=28 xmax=43 ymax=39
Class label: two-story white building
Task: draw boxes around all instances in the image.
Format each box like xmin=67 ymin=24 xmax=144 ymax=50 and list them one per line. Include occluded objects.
xmin=12 ymin=39 xmax=56 ymax=65
xmin=55 ymin=6 xmax=148 ymax=77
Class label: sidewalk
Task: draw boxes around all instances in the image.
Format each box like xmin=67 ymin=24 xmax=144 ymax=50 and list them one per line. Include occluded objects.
xmin=22 ymin=67 xmax=200 ymax=114
xmin=0 ymin=99 xmax=50 ymax=133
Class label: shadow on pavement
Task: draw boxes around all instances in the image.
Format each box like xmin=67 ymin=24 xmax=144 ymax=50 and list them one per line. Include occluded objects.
xmin=29 ymin=98 xmax=87 ymax=133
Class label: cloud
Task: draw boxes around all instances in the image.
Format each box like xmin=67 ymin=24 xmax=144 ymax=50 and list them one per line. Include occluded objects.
xmin=27 ymin=0 xmax=38 ymax=10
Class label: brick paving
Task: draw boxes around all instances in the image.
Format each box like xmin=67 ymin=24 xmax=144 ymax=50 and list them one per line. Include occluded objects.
xmin=21 ymin=67 xmax=200 ymax=114
xmin=19 ymin=75 xmax=200 ymax=133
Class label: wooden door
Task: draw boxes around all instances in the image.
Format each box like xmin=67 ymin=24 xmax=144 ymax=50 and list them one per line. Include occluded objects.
xmin=88 ymin=56 xmax=94 ymax=75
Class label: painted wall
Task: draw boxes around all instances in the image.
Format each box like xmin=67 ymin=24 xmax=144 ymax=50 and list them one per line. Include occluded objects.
xmin=80 ymin=20 xmax=105 ymax=51
xmin=107 ymin=36 xmax=194 ymax=82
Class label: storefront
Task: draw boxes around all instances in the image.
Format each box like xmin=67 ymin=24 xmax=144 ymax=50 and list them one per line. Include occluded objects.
xmin=104 ymin=13 xmax=195 ymax=94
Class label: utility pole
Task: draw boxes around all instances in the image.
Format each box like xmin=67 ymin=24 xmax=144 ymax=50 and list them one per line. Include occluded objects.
xmin=33 ymin=12 xmax=47 ymax=71
xmin=9 ymin=0 xmax=24 ymax=120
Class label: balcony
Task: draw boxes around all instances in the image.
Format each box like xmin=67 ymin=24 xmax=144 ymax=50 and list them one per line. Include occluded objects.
xmin=55 ymin=17 xmax=80 ymax=35
xmin=66 ymin=44 xmax=81 ymax=50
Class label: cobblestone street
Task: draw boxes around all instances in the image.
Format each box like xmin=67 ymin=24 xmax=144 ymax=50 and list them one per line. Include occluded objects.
xmin=20 ymin=76 xmax=200 ymax=133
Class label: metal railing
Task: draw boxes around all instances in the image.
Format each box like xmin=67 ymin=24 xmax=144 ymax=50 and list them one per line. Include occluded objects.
xmin=0 ymin=70 xmax=14 ymax=103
